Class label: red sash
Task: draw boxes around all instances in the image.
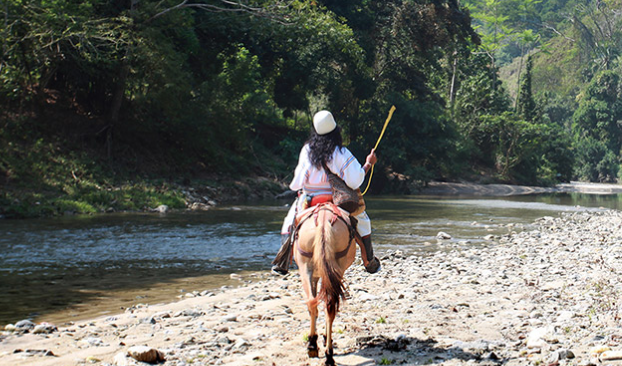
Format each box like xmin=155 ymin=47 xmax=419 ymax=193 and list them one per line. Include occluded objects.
xmin=310 ymin=194 xmax=333 ymax=207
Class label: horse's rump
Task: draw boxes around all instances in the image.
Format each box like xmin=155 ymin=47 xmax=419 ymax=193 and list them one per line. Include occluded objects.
xmin=296 ymin=203 xmax=355 ymax=311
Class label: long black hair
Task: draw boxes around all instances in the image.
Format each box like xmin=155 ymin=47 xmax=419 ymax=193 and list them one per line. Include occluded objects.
xmin=308 ymin=126 xmax=343 ymax=169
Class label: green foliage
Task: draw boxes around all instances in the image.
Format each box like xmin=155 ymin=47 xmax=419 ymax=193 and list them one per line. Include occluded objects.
xmin=477 ymin=112 xmax=540 ymax=182
xmin=573 ymin=136 xmax=618 ymax=182
xmin=572 ymin=68 xmax=622 ymax=182
xmin=0 ymin=114 xmax=186 ymax=218
xmin=2 ymin=0 xmax=613 ymax=209
xmin=536 ymin=123 xmax=575 ymax=184
xmin=453 ymin=52 xmax=511 ymax=172
xmin=569 ymin=0 xmax=622 ymax=73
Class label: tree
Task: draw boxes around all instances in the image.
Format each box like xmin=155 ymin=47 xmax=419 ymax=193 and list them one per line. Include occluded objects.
xmin=464 ymin=0 xmax=514 ymax=71
xmin=569 ymin=0 xmax=622 ymax=73
xmin=572 ymin=68 xmax=622 ymax=182
xmin=452 ymin=50 xmax=510 ymax=168
xmin=516 ymin=55 xmax=536 ymax=121
xmin=333 ymin=0 xmax=478 ymax=183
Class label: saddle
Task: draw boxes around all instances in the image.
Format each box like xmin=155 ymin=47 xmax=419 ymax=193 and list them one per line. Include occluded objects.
xmin=292 ymin=201 xmax=360 ymax=259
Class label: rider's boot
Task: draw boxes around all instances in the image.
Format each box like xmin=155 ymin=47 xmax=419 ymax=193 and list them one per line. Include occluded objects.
xmin=271 ymin=233 xmax=292 ymax=275
xmin=361 ymin=235 xmax=381 ymax=274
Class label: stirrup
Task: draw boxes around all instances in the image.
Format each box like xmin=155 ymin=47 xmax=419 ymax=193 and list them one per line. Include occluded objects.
xmin=271 ymin=265 xmax=289 ymax=275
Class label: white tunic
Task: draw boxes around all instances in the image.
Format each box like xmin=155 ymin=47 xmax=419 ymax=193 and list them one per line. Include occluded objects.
xmin=282 ymin=144 xmax=372 ymax=237
xmin=289 ymin=144 xmax=366 ymax=195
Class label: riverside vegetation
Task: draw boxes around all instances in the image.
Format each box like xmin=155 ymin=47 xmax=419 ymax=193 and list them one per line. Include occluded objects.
xmin=3 ymin=1 xmax=622 ymax=219
xmin=3 ymin=209 xmax=622 ymax=365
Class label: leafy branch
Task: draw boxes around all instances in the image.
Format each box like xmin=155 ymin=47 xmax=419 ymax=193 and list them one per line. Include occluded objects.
xmin=148 ymin=0 xmax=294 ymax=25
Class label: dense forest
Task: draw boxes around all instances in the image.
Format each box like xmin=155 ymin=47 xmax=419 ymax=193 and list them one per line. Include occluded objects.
xmin=1 ymin=0 xmax=622 ymax=217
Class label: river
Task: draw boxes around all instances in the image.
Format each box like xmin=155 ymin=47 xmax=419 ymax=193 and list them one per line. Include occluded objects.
xmin=1 ymin=192 xmax=620 ymax=326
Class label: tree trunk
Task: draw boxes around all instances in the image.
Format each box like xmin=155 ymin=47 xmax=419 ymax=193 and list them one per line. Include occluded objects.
xmin=449 ymin=51 xmax=458 ymax=114
xmin=1 ymin=1 xmax=7 ymax=74
xmin=107 ymin=0 xmax=137 ymax=161
xmin=514 ymin=45 xmax=525 ymax=110
xmin=107 ymin=47 xmax=131 ymax=161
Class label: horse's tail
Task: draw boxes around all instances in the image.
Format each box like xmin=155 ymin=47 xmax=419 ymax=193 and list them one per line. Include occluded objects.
xmin=311 ymin=208 xmax=347 ymax=313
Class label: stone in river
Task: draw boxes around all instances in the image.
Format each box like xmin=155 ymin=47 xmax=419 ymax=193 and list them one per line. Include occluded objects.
xmin=154 ymin=205 xmax=169 ymax=213
xmin=437 ymin=232 xmax=452 ymax=239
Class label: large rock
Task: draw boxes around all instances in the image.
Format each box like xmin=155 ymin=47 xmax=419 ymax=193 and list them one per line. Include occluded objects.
xmin=600 ymin=350 xmax=622 ymax=361
xmin=127 ymin=346 xmax=166 ymax=363
xmin=14 ymin=320 xmax=35 ymax=331
xmin=153 ymin=205 xmax=169 ymax=213
xmin=33 ymin=322 xmax=57 ymax=334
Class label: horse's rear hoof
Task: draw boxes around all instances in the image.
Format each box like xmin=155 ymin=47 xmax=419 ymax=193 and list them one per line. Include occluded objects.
xmin=307 ymin=335 xmax=319 ymax=358
xmin=325 ymin=350 xmax=335 ymax=365
xmin=308 ymin=349 xmax=319 ymax=358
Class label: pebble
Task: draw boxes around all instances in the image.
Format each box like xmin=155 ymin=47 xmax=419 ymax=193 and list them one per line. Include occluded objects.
xmin=79 ymin=337 xmax=106 ymax=347
xmin=85 ymin=355 xmax=101 ymax=363
xmin=174 ymin=309 xmax=203 ymax=318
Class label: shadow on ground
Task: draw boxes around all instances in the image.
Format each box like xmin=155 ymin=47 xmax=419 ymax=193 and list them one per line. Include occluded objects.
xmin=328 ymin=335 xmax=505 ymax=365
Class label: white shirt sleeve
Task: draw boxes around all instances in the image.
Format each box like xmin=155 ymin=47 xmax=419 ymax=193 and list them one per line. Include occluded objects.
xmin=330 ymin=147 xmax=366 ymax=189
xmin=289 ymin=145 xmax=310 ymax=191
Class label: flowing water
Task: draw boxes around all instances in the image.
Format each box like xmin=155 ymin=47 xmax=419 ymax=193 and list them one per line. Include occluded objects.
xmin=1 ymin=193 xmax=620 ymax=325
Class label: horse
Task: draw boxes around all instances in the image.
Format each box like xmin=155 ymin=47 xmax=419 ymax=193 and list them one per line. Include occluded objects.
xmin=293 ymin=202 xmax=357 ymax=365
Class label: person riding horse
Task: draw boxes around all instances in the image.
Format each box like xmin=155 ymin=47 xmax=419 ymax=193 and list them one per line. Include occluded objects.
xmin=271 ymin=110 xmax=381 ymax=275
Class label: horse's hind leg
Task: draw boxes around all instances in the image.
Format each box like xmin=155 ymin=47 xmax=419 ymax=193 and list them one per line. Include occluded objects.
xmin=324 ymin=300 xmax=337 ymax=366
xmin=305 ymin=273 xmax=319 ymax=358
xmin=307 ymin=300 xmax=319 ymax=358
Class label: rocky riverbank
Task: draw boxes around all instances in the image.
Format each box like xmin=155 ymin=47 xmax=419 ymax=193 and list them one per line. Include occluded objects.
xmin=3 ymin=209 xmax=622 ymax=365
xmin=418 ymin=181 xmax=622 ymax=196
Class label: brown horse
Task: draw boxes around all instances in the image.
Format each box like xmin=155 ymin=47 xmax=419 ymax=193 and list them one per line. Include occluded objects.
xmin=293 ymin=203 xmax=357 ymax=366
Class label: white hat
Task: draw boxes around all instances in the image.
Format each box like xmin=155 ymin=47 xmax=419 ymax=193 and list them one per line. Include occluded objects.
xmin=313 ymin=110 xmax=337 ymax=135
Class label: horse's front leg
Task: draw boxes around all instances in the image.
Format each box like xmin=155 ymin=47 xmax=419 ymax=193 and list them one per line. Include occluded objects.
xmin=324 ymin=300 xmax=337 ymax=365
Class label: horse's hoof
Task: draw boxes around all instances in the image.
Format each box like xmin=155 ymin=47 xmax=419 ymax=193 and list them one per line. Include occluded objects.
xmin=325 ymin=350 xmax=335 ymax=365
xmin=308 ymin=349 xmax=319 ymax=358
xmin=365 ymin=256 xmax=381 ymax=273
xmin=307 ymin=334 xmax=319 ymax=358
